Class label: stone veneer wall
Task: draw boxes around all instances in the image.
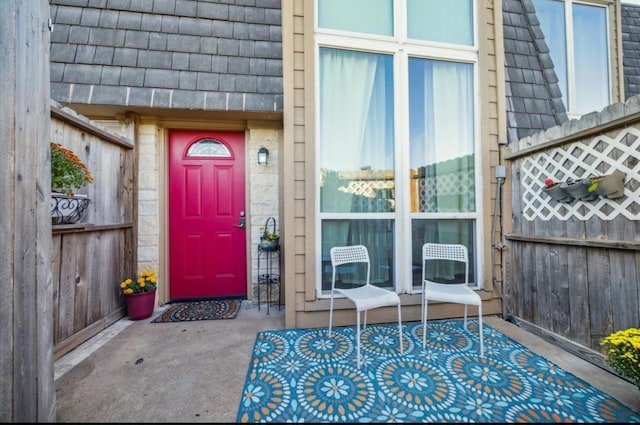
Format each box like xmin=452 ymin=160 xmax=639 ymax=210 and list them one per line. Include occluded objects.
xmin=137 ymin=123 xmax=161 ymax=277
xmin=248 ymin=127 xmax=281 ymax=304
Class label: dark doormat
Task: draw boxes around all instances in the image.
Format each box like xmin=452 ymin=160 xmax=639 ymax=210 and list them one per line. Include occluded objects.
xmin=151 ymin=298 xmax=242 ymax=323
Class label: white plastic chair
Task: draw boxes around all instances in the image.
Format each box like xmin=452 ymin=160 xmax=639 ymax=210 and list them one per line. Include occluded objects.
xmin=421 ymin=243 xmax=484 ymax=357
xmin=328 ymin=245 xmax=403 ymax=368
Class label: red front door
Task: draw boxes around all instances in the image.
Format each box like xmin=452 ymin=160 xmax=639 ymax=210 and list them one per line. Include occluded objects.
xmin=169 ymin=130 xmax=247 ymax=300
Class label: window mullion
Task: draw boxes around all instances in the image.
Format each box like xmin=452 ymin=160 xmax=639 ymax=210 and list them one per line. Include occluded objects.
xmin=395 ymin=46 xmax=411 ymax=294
xmin=565 ymin=0 xmax=576 ymax=114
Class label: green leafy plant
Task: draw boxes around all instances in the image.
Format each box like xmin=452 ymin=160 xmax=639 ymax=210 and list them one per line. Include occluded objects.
xmin=119 ymin=271 xmax=157 ymax=295
xmin=600 ymin=327 xmax=640 ymax=389
xmin=260 ymin=226 xmax=279 ymax=241
xmin=51 ymin=142 xmax=94 ymax=196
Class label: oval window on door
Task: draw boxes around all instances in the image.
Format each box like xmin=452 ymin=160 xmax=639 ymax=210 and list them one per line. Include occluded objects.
xmin=186 ymin=139 xmax=232 ymax=158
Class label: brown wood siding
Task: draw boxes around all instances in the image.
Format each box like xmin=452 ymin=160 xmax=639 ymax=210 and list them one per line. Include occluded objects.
xmin=283 ymin=0 xmax=504 ymax=328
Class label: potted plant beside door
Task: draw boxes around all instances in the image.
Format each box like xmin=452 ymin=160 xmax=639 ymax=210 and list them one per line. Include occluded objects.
xmin=258 ymin=216 xmax=280 ymax=251
xmin=119 ymin=271 xmax=158 ymax=320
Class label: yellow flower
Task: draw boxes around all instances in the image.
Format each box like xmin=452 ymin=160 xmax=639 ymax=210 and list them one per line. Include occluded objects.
xmin=119 ymin=271 xmax=158 ymax=295
xmin=601 ymin=327 xmax=640 ymax=389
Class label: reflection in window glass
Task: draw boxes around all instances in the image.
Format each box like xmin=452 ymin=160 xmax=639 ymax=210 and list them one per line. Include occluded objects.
xmin=186 ymin=139 xmax=231 ymax=157
xmin=315 ymin=0 xmax=480 ymax=295
xmin=407 ymin=0 xmax=474 ymax=46
xmin=319 ymin=48 xmax=395 ymax=213
xmin=533 ymin=0 xmax=567 ymax=108
xmin=533 ymin=0 xmax=610 ymax=116
xmin=408 ymin=58 xmax=475 ymax=213
xmin=318 ymin=0 xmax=393 ymax=36
xmin=411 ymin=219 xmax=476 ymax=289
xmin=321 ymin=219 xmax=394 ymax=291
xmin=573 ymin=3 xmax=609 ymax=115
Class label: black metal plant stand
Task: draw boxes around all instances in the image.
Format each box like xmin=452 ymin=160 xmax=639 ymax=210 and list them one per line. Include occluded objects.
xmin=257 ymin=217 xmax=280 ymax=314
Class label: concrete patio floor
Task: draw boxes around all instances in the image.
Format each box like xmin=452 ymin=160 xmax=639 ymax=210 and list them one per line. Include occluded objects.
xmin=54 ymin=301 xmax=639 ymax=422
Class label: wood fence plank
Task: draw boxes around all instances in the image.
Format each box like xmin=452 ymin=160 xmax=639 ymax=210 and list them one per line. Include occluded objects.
xmin=86 ymin=233 xmax=103 ymax=324
xmin=610 ymin=251 xmax=639 ymax=331
xmin=567 ymin=246 xmax=590 ymax=346
xmin=73 ymin=234 xmax=90 ymax=333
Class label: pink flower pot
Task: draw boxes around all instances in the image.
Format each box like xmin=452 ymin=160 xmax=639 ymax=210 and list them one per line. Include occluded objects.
xmin=125 ymin=289 xmax=156 ymax=320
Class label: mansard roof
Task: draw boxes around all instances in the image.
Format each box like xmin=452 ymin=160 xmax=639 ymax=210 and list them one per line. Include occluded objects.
xmin=49 ymin=0 xmax=283 ymax=118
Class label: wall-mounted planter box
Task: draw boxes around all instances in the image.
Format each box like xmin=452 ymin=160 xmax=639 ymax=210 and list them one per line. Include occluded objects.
xmin=561 ymin=179 xmax=598 ymax=201
xmin=542 ymin=183 xmax=574 ymax=203
xmin=589 ymin=171 xmax=625 ymax=199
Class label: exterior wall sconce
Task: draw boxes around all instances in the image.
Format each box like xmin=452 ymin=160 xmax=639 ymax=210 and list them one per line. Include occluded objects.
xmin=258 ymin=147 xmax=269 ymax=165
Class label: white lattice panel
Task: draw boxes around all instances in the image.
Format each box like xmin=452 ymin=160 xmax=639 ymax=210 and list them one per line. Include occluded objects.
xmin=520 ymin=127 xmax=640 ymax=221
xmin=338 ymin=180 xmax=394 ymax=198
xmin=417 ymin=171 xmax=475 ymax=212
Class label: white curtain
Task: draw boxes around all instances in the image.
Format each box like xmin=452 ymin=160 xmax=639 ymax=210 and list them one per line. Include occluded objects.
xmin=418 ymin=60 xmax=474 ymax=280
xmin=319 ymin=48 xmax=392 ymax=285
xmin=422 ymin=61 xmax=473 ymax=174
xmin=320 ymin=48 xmax=379 ymax=173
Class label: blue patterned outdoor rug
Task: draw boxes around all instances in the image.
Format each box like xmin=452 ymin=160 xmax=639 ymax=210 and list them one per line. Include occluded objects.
xmin=236 ymin=320 xmax=640 ymax=422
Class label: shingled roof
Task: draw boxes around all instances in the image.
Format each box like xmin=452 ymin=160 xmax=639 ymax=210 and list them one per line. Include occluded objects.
xmin=49 ymin=0 xmax=283 ymax=116
xmin=622 ymin=3 xmax=640 ymax=99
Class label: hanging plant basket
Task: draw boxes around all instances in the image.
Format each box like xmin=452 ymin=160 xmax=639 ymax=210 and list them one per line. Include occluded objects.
xmin=259 ymin=238 xmax=279 ymax=251
xmin=589 ymin=171 xmax=626 ymax=199
xmin=541 ymin=183 xmax=574 ymax=203
xmin=258 ymin=216 xmax=279 ymax=251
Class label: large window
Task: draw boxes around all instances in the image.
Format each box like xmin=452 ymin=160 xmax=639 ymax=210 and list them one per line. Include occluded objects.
xmin=316 ymin=0 xmax=479 ymax=296
xmin=533 ymin=0 xmax=611 ymax=117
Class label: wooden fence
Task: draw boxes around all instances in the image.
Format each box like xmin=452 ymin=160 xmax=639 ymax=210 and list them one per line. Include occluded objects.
xmin=50 ymin=102 xmax=136 ymax=359
xmin=503 ymin=101 xmax=640 ymax=372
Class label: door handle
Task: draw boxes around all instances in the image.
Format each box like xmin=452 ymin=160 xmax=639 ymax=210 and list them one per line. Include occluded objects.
xmin=234 ymin=217 xmax=245 ymax=228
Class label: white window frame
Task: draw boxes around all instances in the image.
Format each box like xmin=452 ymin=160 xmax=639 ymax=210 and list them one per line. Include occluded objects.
xmin=536 ymin=0 xmax=612 ymax=118
xmin=314 ymin=0 xmax=484 ymax=298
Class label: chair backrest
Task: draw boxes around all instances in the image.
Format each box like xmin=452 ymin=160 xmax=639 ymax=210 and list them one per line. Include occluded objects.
xmin=422 ymin=243 xmax=469 ymax=284
xmin=330 ymin=245 xmax=370 ymax=289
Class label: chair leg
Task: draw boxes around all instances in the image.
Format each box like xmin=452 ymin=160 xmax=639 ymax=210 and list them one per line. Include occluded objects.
xmin=463 ymin=305 xmax=468 ymax=330
xmin=397 ymin=304 xmax=403 ymax=354
xmin=422 ymin=300 xmax=429 ymax=349
xmin=356 ymin=310 xmax=362 ymax=368
xmin=328 ymin=296 xmax=334 ymax=337
xmin=478 ymin=305 xmax=484 ymax=358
